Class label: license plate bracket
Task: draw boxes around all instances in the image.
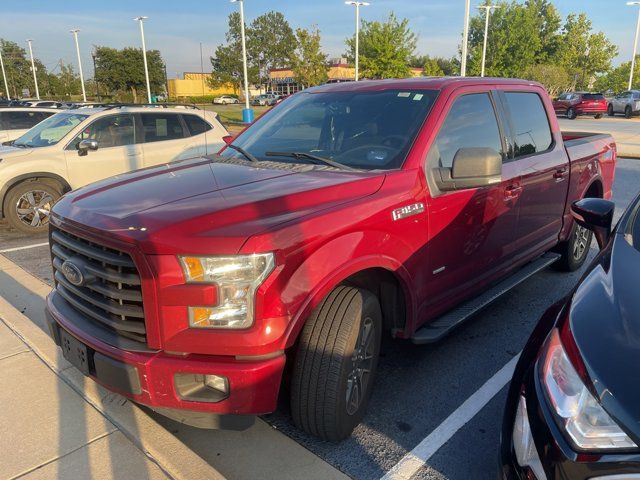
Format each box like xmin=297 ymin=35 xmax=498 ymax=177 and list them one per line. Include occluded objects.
xmin=60 ymin=329 xmax=91 ymax=376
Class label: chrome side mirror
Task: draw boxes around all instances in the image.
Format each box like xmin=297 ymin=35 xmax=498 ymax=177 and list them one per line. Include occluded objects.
xmin=77 ymin=139 xmax=98 ymax=156
xmin=433 ymin=147 xmax=502 ymax=191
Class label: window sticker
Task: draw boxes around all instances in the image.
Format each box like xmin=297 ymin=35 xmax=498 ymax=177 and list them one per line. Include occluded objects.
xmin=156 ymin=119 xmax=168 ymax=137
xmin=414 ymin=94 xmax=424 ymax=101
xmin=397 ymin=92 xmax=411 ymax=98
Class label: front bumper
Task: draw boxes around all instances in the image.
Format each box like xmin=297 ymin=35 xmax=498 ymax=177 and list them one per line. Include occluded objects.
xmin=46 ymin=290 xmax=286 ymax=426
xmin=500 ymin=363 xmax=640 ymax=479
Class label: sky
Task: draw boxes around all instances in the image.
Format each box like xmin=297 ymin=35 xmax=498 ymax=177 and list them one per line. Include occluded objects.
xmin=1 ymin=0 xmax=637 ymax=79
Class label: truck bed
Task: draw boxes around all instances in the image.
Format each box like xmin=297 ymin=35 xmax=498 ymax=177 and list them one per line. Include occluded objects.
xmin=562 ymin=131 xmax=615 ymax=163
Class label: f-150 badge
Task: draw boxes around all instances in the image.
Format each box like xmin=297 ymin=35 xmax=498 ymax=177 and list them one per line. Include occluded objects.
xmin=392 ymin=203 xmax=425 ymax=221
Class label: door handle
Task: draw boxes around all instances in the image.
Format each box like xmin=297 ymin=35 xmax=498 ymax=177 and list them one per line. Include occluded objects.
xmin=553 ymin=167 xmax=568 ymax=180
xmin=504 ymin=184 xmax=522 ymax=201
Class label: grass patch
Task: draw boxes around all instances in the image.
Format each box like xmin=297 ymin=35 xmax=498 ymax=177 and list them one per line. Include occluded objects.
xmin=199 ymin=104 xmax=270 ymax=125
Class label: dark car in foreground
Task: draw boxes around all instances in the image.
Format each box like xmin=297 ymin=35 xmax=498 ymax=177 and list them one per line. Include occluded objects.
xmin=501 ymin=195 xmax=640 ymax=479
xmin=553 ymin=92 xmax=607 ymax=119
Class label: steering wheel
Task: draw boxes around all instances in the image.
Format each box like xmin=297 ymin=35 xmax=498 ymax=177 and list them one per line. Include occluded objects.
xmin=381 ymin=135 xmax=407 ymax=148
xmin=334 ymin=144 xmax=400 ymax=167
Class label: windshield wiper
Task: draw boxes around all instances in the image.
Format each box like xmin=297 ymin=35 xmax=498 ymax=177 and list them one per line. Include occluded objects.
xmin=226 ymin=144 xmax=259 ymax=163
xmin=265 ymin=151 xmax=355 ymax=171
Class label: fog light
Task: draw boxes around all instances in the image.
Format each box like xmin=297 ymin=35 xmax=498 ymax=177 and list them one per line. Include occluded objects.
xmin=513 ymin=396 xmax=546 ymax=480
xmin=174 ymin=373 xmax=229 ymax=403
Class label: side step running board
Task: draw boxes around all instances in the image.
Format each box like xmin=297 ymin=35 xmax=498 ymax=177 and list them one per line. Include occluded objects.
xmin=411 ymin=252 xmax=561 ymax=344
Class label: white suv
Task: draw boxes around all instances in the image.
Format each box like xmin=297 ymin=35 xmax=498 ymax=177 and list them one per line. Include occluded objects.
xmin=0 ymin=105 xmax=228 ymax=233
xmin=0 ymin=107 xmax=57 ymax=143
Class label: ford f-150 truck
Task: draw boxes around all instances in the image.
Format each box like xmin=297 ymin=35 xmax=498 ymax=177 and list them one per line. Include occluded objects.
xmin=45 ymin=78 xmax=616 ymax=441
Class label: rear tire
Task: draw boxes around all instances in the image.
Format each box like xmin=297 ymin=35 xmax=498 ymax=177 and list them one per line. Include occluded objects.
xmin=554 ymin=221 xmax=593 ymax=272
xmin=290 ymin=285 xmax=382 ymax=441
xmin=594 ymin=113 xmax=603 ymax=119
xmin=607 ymin=104 xmax=614 ymax=116
xmin=625 ymin=106 xmax=633 ymax=119
xmin=566 ymin=107 xmax=577 ymax=120
xmin=4 ymin=181 xmax=60 ymax=235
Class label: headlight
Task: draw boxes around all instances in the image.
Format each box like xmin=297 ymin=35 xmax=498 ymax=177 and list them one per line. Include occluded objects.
xmin=541 ymin=328 xmax=637 ymax=450
xmin=178 ymin=253 xmax=275 ymax=329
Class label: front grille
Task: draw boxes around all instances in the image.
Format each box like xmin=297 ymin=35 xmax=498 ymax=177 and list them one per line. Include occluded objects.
xmin=50 ymin=227 xmax=146 ymax=344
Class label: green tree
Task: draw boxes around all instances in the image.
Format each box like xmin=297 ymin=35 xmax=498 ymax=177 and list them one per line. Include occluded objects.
xmin=556 ymin=13 xmax=618 ymax=90
xmin=94 ymin=46 xmax=165 ymax=102
xmin=46 ymin=63 xmax=82 ymax=98
xmin=593 ymin=58 xmax=639 ymax=93
xmin=289 ymin=26 xmax=328 ymax=88
xmin=0 ymin=39 xmax=48 ymax=98
xmin=523 ymin=63 xmax=570 ymax=97
xmin=345 ymin=13 xmax=417 ymax=79
xmin=422 ymin=56 xmax=445 ymax=76
xmin=248 ymin=11 xmax=295 ymax=86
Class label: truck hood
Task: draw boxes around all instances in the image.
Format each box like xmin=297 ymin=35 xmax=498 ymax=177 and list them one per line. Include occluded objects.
xmin=52 ymin=156 xmax=385 ymax=254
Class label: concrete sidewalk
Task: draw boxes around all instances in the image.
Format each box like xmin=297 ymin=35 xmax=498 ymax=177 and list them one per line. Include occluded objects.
xmin=558 ymin=117 xmax=640 ymax=158
xmin=0 ymin=318 xmax=170 ymax=480
xmin=0 ymin=254 xmax=226 ymax=480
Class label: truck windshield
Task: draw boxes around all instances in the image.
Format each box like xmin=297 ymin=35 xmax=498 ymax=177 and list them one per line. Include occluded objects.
xmin=12 ymin=112 xmax=88 ymax=148
xmin=222 ymin=89 xmax=439 ymax=170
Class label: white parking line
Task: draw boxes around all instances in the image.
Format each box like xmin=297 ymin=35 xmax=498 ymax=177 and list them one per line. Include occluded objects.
xmin=0 ymin=242 xmax=49 ymax=254
xmin=381 ymin=354 xmax=520 ymax=480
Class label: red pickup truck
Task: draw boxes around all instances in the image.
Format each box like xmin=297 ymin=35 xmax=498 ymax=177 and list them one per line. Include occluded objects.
xmin=45 ymin=78 xmax=616 ymax=441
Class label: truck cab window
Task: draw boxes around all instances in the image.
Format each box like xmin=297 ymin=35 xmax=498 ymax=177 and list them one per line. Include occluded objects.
xmin=427 ymin=93 xmax=503 ymax=169
xmin=504 ymin=92 xmax=553 ymax=157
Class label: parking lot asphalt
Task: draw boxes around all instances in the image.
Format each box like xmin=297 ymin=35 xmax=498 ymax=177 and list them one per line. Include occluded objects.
xmin=1 ymin=157 xmax=638 ymax=480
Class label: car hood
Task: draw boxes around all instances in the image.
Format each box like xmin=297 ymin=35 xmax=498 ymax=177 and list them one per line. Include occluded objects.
xmin=569 ymin=232 xmax=640 ymax=442
xmin=52 ymin=156 xmax=385 ymax=255
xmin=0 ymin=145 xmax=36 ymax=160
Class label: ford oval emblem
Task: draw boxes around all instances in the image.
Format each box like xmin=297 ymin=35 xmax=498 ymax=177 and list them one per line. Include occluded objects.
xmin=61 ymin=260 xmax=84 ymax=286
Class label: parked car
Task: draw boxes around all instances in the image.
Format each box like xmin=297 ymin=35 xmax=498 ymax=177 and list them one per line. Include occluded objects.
xmin=0 ymin=105 xmax=228 ymax=233
xmin=0 ymin=107 xmax=57 ymax=143
xmin=500 ymin=194 xmax=640 ymax=479
xmin=31 ymin=100 xmax=64 ymax=109
xmin=552 ymin=92 xmax=607 ymax=119
xmin=44 ymin=78 xmax=615 ymax=442
xmin=251 ymin=93 xmax=278 ymax=106
xmin=608 ymin=90 xmax=640 ymax=118
xmin=213 ymin=95 xmax=239 ymax=105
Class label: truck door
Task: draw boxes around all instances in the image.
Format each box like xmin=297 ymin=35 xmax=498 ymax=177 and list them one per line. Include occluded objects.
xmin=499 ymin=90 xmax=569 ymax=260
xmin=421 ymin=89 xmax=521 ymax=318
xmin=64 ymin=113 xmax=142 ymax=187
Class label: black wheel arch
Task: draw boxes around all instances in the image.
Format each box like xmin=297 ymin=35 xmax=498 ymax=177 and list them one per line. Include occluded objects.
xmin=0 ymin=173 xmax=71 ymax=219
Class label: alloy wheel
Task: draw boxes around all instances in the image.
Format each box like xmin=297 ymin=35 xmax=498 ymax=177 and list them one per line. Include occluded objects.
xmin=573 ymin=225 xmax=590 ymax=261
xmin=345 ymin=316 xmax=375 ymax=415
xmin=15 ymin=190 xmax=54 ymax=229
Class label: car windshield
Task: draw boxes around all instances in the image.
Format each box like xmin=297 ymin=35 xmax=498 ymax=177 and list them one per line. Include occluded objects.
xmin=12 ymin=112 xmax=88 ymax=148
xmin=223 ymin=89 xmax=439 ymax=170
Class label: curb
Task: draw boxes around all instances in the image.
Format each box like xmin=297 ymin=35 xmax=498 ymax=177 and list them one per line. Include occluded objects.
xmin=0 ymin=255 xmax=225 ymax=480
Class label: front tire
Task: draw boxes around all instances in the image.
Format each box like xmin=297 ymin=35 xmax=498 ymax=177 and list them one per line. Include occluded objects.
xmin=625 ymin=106 xmax=633 ymax=119
xmin=555 ymin=221 xmax=593 ymax=271
xmin=594 ymin=113 xmax=603 ymax=119
xmin=290 ymin=285 xmax=382 ymax=441
xmin=566 ymin=107 xmax=577 ymax=120
xmin=4 ymin=181 xmax=60 ymax=235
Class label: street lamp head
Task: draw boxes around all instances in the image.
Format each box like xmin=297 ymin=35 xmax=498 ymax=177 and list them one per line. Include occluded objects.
xmin=70 ymin=29 xmax=80 ymax=34
xmin=627 ymin=1 xmax=640 ymax=5
xmin=345 ymin=1 xmax=370 ymax=5
xmin=230 ymin=0 xmax=242 ymax=3
xmin=134 ymin=16 xmax=148 ymax=21
xmin=26 ymin=39 xmax=33 ymax=43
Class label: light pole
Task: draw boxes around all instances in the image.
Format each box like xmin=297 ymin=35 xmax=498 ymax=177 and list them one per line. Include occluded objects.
xmin=134 ymin=16 xmax=152 ymax=103
xmin=460 ymin=0 xmax=471 ymax=76
xmin=345 ymin=1 xmax=370 ymax=81
xmin=26 ymin=39 xmax=40 ymax=99
xmin=478 ymin=4 xmax=501 ymax=77
xmin=70 ymin=29 xmax=87 ymax=102
xmin=231 ymin=0 xmax=253 ymax=123
xmin=628 ymin=2 xmax=640 ymax=90
xmin=0 ymin=44 xmax=9 ymax=100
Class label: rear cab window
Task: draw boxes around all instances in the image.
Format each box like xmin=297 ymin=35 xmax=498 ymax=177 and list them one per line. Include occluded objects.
xmin=141 ymin=113 xmax=186 ymax=143
xmin=502 ymin=92 xmax=553 ymax=158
